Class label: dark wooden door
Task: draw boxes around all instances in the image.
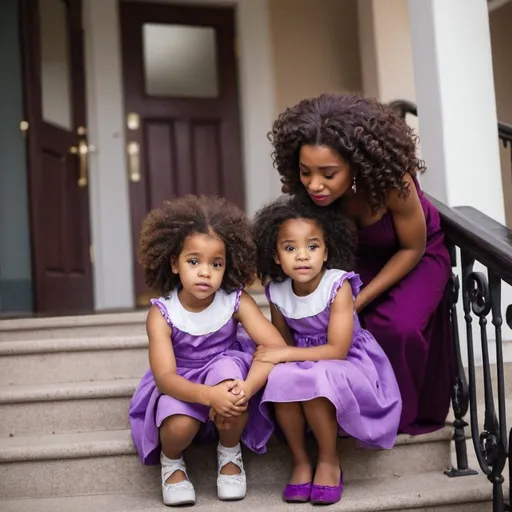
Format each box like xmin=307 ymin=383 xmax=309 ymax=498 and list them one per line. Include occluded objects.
xmin=20 ymin=0 xmax=94 ymax=314
xmin=119 ymin=2 xmax=245 ymax=305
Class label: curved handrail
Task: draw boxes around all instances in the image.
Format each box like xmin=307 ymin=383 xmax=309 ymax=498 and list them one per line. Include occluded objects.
xmin=388 ymin=98 xmax=512 ymax=509
xmin=389 ymin=99 xmax=512 ymax=147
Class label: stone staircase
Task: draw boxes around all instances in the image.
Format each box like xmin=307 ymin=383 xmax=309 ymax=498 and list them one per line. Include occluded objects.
xmin=0 ymin=296 xmax=495 ymax=511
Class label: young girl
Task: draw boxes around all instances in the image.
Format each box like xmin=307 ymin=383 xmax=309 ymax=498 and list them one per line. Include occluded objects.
xmin=252 ymin=197 xmax=402 ymax=505
xmin=270 ymin=93 xmax=452 ymax=435
xmin=129 ymin=195 xmax=287 ymax=506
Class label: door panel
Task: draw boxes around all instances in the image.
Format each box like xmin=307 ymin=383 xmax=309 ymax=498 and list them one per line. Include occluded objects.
xmin=119 ymin=2 xmax=245 ymax=304
xmin=20 ymin=0 xmax=94 ymax=314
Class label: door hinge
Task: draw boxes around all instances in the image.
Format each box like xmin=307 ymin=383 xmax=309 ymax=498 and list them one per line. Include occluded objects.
xmin=89 ymin=245 xmax=94 ymax=265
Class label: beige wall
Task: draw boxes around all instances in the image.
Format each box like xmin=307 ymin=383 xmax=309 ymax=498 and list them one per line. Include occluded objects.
xmin=358 ymin=0 xmax=415 ymax=103
xmin=490 ymin=2 xmax=512 ymax=227
xmin=357 ymin=0 xmax=419 ymax=153
xmin=268 ymin=0 xmax=362 ymax=114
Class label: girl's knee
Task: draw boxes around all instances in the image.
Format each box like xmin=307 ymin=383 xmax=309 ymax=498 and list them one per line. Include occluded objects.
xmin=275 ymin=402 xmax=301 ymax=413
xmin=214 ymin=412 xmax=249 ymax=432
xmin=161 ymin=414 xmax=200 ymax=436
xmin=204 ymin=362 xmax=245 ymax=386
xmin=214 ymin=411 xmax=247 ymax=431
xmin=303 ymin=397 xmax=334 ymax=412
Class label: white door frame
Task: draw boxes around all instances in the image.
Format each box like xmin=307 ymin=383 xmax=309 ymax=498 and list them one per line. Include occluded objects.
xmin=82 ymin=0 xmax=278 ymax=310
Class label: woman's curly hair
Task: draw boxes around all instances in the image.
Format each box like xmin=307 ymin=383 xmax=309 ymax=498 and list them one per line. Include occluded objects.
xmin=268 ymin=93 xmax=425 ymax=211
xmin=138 ymin=195 xmax=256 ymax=295
xmin=253 ymin=196 xmax=355 ymax=283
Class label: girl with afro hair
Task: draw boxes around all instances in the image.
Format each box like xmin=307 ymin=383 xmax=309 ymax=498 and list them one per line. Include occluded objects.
xmin=129 ymin=195 xmax=287 ymax=507
xmin=269 ymin=93 xmax=452 ymax=437
xmin=252 ymin=196 xmax=402 ymax=505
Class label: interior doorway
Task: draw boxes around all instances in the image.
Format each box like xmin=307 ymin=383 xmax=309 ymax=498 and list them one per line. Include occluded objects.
xmin=119 ymin=1 xmax=245 ymax=305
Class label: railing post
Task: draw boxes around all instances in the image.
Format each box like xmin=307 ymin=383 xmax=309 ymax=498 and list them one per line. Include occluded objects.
xmin=461 ymin=259 xmax=507 ymax=512
xmin=444 ymin=244 xmax=477 ymax=478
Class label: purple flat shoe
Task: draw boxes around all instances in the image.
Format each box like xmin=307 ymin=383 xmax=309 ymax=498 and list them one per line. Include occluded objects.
xmin=310 ymin=470 xmax=343 ymax=505
xmin=283 ymin=482 xmax=312 ymax=503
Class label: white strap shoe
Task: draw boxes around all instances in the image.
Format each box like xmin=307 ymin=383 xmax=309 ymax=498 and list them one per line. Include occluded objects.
xmin=217 ymin=443 xmax=247 ymax=501
xmin=160 ymin=452 xmax=196 ymax=506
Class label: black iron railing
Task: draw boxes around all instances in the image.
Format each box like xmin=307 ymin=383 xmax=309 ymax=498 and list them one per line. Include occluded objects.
xmin=390 ymin=99 xmax=512 ymax=512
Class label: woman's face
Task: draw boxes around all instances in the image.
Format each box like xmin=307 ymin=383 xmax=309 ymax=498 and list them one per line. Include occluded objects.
xmin=298 ymin=144 xmax=352 ymax=206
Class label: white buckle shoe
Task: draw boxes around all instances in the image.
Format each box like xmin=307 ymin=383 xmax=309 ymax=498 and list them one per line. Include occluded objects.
xmin=217 ymin=443 xmax=247 ymax=501
xmin=160 ymin=452 xmax=196 ymax=506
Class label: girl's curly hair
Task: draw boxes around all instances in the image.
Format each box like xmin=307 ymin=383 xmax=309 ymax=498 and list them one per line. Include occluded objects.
xmin=253 ymin=196 xmax=355 ymax=283
xmin=138 ymin=195 xmax=256 ymax=295
xmin=268 ymin=93 xmax=425 ymax=212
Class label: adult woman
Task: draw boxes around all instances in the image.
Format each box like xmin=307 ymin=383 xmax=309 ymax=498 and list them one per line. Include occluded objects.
xmin=269 ymin=93 xmax=452 ymax=434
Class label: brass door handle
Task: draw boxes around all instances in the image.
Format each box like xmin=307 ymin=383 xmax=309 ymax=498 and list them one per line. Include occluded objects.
xmin=127 ymin=141 xmax=141 ymax=182
xmin=69 ymin=140 xmax=93 ymax=187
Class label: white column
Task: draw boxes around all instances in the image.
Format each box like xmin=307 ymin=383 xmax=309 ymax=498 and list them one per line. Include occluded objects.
xmin=408 ymin=0 xmax=505 ymax=224
xmin=236 ymin=0 xmax=280 ymax=217
xmin=358 ymin=0 xmax=416 ymax=103
xmin=357 ymin=0 xmax=420 ymax=144
xmin=83 ymin=0 xmax=135 ymax=310
xmin=408 ymin=0 xmax=512 ymax=365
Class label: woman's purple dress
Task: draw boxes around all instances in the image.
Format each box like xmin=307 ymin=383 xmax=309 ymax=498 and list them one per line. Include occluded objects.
xmin=356 ymin=180 xmax=453 ymax=435
xmin=129 ymin=289 xmax=273 ymax=465
xmin=260 ymin=270 xmax=402 ymax=449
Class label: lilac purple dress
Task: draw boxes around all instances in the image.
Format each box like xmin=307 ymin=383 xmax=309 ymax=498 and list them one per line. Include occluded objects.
xmin=129 ymin=289 xmax=273 ymax=465
xmin=260 ymin=269 xmax=402 ymax=449
xmin=356 ymin=179 xmax=453 ymax=435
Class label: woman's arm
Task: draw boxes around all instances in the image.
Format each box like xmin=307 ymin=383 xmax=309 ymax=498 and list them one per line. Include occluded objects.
xmin=355 ymin=173 xmax=426 ymax=312
xmin=234 ymin=291 xmax=288 ymax=397
xmin=148 ymin=305 xmax=242 ymax=415
xmin=255 ymin=281 xmax=354 ymax=363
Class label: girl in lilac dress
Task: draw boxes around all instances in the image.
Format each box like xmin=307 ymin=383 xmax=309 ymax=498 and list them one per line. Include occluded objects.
xmin=129 ymin=195 xmax=287 ymax=506
xmin=270 ymin=93 xmax=453 ymax=435
xmin=252 ymin=197 xmax=402 ymax=505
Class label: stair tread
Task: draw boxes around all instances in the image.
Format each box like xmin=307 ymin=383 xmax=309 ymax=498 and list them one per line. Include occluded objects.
xmin=0 ymin=471 xmax=490 ymax=512
xmin=0 ymin=429 xmax=134 ymax=461
xmin=0 ymin=311 xmax=147 ymax=332
xmin=0 ymin=293 xmax=268 ymax=334
xmin=0 ymin=335 xmax=148 ymax=354
xmin=0 ymin=426 xmax=452 ymax=462
xmin=0 ymin=378 xmax=139 ymax=404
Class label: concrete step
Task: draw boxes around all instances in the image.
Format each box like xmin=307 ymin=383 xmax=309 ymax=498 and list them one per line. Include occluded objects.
xmin=0 ymin=379 xmax=137 ymax=436
xmin=0 ymin=427 xmax=453 ymax=500
xmin=5 ymin=373 xmax=499 ymax=447
xmin=0 ymin=293 xmax=269 ymax=342
xmin=0 ymin=336 xmax=148 ymax=385
xmin=3 ymin=358 xmax=510 ymax=438
xmin=0 ymin=471 xmax=491 ymax=511
xmin=0 ymin=296 xmax=270 ymax=386
xmin=0 ymin=311 xmax=147 ymax=341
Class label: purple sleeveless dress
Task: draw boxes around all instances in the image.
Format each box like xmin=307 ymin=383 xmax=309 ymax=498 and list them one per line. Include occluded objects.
xmin=356 ymin=179 xmax=453 ymax=435
xmin=260 ymin=270 xmax=402 ymax=450
xmin=129 ymin=289 xmax=273 ymax=465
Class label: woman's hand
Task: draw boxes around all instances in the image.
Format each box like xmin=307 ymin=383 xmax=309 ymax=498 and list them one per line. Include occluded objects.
xmin=254 ymin=346 xmax=290 ymax=364
xmin=206 ymin=381 xmax=247 ymax=418
xmin=354 ymin=292 xmax=369 ymax=313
